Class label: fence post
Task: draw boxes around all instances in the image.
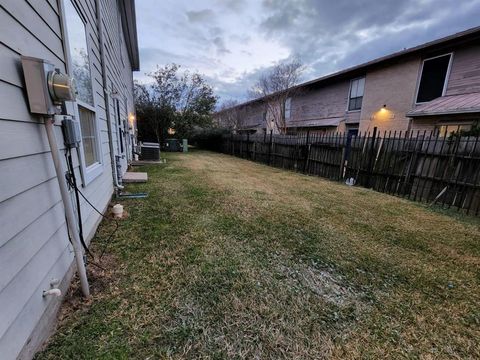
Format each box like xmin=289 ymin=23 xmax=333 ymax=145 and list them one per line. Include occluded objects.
xmin=366 ymin=127 xmax=378 ymax=188
xmin=303 ymin=130 xmax=310 ymax=173
xmin=246 ymin=133 xmax=250 ymax=159
xmin=240 ymin=134 xmax=244 ymax=158
xmin=404 ymin=131 xmax=422 ymax=198
xmin=231 ymin=133 xmax=234 ymax=155
xmin=268 ymin=130 xmax=273 ymax=166
xmin=339 ymin=133 xmax=346 ymax=179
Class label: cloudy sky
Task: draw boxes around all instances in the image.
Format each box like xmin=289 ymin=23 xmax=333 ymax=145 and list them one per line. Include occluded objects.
xmin=134 ymin=0 xmax=480 ymax=104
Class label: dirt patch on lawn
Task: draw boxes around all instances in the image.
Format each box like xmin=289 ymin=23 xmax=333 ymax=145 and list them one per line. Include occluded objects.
xmin=277 ymin=263 xmax=363 ymax=308
xmin=56 ymin=252 xmax=121 ymax=326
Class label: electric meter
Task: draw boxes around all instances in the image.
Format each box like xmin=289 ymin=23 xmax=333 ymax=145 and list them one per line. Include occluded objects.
xmin=48 ymin=70 xmax=75 ymax=104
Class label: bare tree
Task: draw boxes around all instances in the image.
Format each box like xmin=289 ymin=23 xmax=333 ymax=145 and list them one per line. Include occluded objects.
xmin=250 ymin=58 xmax=304 ymax=134
xmin=216 ymin=99 xmax=241 ymax=131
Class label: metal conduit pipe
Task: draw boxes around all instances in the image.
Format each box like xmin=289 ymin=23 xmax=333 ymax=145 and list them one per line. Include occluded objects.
xmin=95 ymin=0 xmax=124 ymax=192
xmin=44 ymin=117 xmax=90 ymax=297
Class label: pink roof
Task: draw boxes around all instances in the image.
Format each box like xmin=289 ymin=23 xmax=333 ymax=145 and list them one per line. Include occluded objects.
xmin=408 ymin=93 xmax=480 ymax=117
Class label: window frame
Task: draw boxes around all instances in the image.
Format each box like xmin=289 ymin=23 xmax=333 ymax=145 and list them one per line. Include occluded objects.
xmin=60 ymin=0 xmax=103 ymax=186
xmin=435 ymin=121 xmax=472 ymax=137
xmin=347 ymin=77 xmax=365 ymax=112
xmin=414 ymin=53 xmax=454 ymax=105
xmin=284 ymin=97 xmax=292 ymax=120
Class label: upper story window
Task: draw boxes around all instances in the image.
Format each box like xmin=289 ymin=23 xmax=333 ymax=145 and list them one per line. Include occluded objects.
xmin=63 ymin=0 xmax=102 ymax=180
xmin=64 ymin=0 xmax=93 ymax=106
xmin=284 ymin=97 xmax=292 ymax=120
xmin=348 ymin=77 xmax=365 ymax=111
xmin=416 ymin=54 xmax=452 ymax=103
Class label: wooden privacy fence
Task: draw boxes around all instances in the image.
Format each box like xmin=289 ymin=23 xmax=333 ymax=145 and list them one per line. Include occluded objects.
xmin=215 ymin=129 xmax=480 ymax=215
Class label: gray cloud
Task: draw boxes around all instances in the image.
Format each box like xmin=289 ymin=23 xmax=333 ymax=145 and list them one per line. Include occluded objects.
xmin=135 ymin=0 xmax=480 ymax=103
xmin=215 ymin=0 xmax=247 ymax=12
xmin=258 ymin=0 xmax=480 ymax=76
xmin=186 ymin=9 xmax=215 ymax=23
xmin=212 ymin=36 xmax=231 ymax=55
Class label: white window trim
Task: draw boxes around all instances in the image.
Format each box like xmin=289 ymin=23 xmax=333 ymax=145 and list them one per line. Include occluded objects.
xmin=414 ymin=52 xmax=454 ymax=105
xmin=346 ymin=76 xmax=365 ymax=113
xmin=59 ymin=0 xmax=104 ymax=186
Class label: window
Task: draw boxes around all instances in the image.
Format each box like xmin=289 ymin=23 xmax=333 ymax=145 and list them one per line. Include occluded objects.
xmin=416 ymin=54 xmax=452 ymax=103
xmin=78 ymin=106 xmax=98 ymax=166
xmin=63 ymin=0 xmax=102 ymax=180
xmin=64 ymin=0 xmax=93 ymax=106
xmin=284 ymin=97 xmax=292 ymax=120
xmin=348 ymin=77 xmax=365 ymax=111
xmin=435 ymin=123 xmax=472 ymax=137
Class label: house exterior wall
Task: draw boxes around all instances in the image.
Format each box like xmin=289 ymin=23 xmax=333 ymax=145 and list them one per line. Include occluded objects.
xmin=240 ymin=101 xmax=265 ymax=130
xmin=408 ymin=44 xmax=480 ymax=132
xmin=358 ymin=58 xmax=421 ymax=134
xmin=0 ymin=1 xmax=137 ymax=359
xmin=101 ymin=0 xmax=136 ymax=174
xmin=445 ymin=44 xmax=480 ymax=96
xmin=289 ymin=81 xmax=351 ymax=128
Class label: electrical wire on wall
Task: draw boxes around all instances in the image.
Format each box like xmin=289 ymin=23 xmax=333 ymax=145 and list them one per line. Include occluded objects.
xmin=64 ymin=147 xmax=119 ymax=264
xmin=65 ymin=147 xmax=92 ymax=257
xmin=69 ymin=176 xmax=120 ymax=260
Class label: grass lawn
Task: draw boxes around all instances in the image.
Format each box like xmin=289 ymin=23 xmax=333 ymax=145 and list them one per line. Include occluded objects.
xmin=37 ymin=150 xmax=480 ymax=359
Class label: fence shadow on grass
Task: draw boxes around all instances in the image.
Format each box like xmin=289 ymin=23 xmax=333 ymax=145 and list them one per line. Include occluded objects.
xmin=202 ymin=129 xmax=480 ymax=216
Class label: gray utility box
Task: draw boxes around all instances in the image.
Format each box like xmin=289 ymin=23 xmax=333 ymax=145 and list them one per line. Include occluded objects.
xmin=21 ymin=56 xmax=75 ymax=115
xmin=59 ymin=115 xmax=82 ymax=148
xmin=21 ymin=56 xmax=57 ymax=115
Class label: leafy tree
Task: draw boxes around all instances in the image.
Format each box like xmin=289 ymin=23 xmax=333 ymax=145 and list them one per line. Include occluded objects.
xmin=134 ymin=64 xmax=217 ymax=143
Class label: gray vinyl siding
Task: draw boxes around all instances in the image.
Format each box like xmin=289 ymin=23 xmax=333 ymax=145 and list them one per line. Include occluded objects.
xmin=100 ymin=0 xmax=135 ymax=174
xmin=445 ymin=45 xmax=480 ymax=96
xmin=239 ymin=102 xmax=265 ymax=129
xmin=0 ymin=0 xmax=135 ymax=358
xmin=290 ymin=81 xmax=351 ymax=126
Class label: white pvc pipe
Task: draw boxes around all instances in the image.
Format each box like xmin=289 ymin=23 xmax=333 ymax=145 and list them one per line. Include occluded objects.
xmin=43 ymin=288 xmax=62 ymax=297
xmin=44 ymin=117 xmax=90 ymax=297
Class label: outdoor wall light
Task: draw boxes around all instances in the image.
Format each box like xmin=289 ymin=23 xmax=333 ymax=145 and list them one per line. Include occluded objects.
xmin=129 ymin=113 xmax=136 ymax=125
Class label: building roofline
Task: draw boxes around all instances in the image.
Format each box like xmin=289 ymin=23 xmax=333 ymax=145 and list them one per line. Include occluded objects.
xmin=216 ymin=26 xmax=480 ymax=114
xmin=407 ymin=108 xmax=480 ymax=117
xmin=119 ymin=0 xmax=140 ymax=71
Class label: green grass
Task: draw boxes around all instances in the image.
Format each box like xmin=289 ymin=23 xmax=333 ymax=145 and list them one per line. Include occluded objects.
xmin=37 ymin=150 xmax=480 ymax=359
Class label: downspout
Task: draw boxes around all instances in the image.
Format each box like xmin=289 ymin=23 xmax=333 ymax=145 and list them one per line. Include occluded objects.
xmin=44 ymin=117 xmax=90 ymax=297
xmin=96 ymin=0 xmax=124 ymax=192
